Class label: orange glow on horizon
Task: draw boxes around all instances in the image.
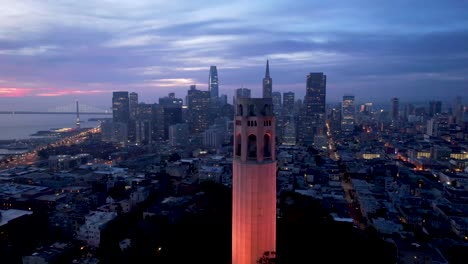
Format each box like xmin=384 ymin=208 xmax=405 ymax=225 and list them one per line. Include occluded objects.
xmin=36 ymin=89 xmax=107 ymax=97
xmin=0 ymin=87 xmax=107 ymax=97
xmin=0 ymin=87 xmax=35 ymax=97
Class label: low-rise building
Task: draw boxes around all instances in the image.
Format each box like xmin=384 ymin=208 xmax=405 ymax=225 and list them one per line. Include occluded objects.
xmin=77 ymin=211 xmax=117 ymax=248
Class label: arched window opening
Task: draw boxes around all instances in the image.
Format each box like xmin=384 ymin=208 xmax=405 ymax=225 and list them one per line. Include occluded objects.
xmin=238 ymin=104 xmax=243 ymax=116
xmin=263 ymin=104 xmax=271 ymax=116
xmin=247 ymin=134 xmax=257 ymax=158
xmin=249 ymin=104 xmax=255 ymax=116
xmin=264 ymin=134 xmax=272 ymax=158
xmin=236 ymin=134 xmax=242 ymax=156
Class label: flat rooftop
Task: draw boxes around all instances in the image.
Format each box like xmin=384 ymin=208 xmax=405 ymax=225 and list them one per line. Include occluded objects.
xmin=0 ymin=209 xmax=33 ymax=227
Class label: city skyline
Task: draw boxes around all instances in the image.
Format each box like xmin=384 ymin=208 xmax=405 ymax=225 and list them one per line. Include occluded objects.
xmin=0 ymin=1 xmax=467 ymax=110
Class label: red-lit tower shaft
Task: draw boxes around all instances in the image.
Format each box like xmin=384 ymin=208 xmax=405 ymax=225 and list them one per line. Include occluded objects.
xmin=232 ymin=98 xmax=276 ymax=264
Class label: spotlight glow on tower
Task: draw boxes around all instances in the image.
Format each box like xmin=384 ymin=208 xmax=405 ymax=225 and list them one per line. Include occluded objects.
xmin=232 ymin=97 xmax=276 ymax=264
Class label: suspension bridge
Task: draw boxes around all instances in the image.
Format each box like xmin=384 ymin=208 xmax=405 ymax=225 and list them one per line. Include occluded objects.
xmin=0 ymin=102 xmax=112 ymax=115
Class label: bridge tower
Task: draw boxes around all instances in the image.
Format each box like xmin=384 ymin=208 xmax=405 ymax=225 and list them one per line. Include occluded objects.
xmin=76 ymin=100 xmax=81 ymax=129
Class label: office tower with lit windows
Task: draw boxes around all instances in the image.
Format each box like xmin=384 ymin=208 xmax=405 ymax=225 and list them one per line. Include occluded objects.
xmin=128 ymin=92 xmax=139 ymax=142
xmin=262 ymin=60 xmax=272 ymax=98
xmin=187 ymin=88 xmax=211 ymax=134
xmin=283 ymin=92 xmax=295 ymax=116
xmin=330 ymin=105 xmax=342 ymax=134
xmin=209 ymin=66 xmax=219 ymax=98
xmin=169 ymin=123 xmax=189 ymax=147
xmin=158 ymin=93 xmax=183 ymax=140
xmin=129 ymin=92 xmax=138 ymax=120
xmin=272 ymin=91 xmax=282 ymax=141
xmin=298 ymin=72 xmax=326 ymax=145
xmin=272 ymin=92 xmax=282 ymax=113
xmin=112 ymin=91 xmax=130 ymax=124
xmin=341 ymin=95 xmax=355 ymax=133
xmin=232 ymin=97 xmax=276 ymax=264
xmin=282 ymin=92 xmax=296 ymax=145
xmin=135 ymin=102 xmax=153 ymax=144
xmin=112 ymin=91 xmax=130 ymax=145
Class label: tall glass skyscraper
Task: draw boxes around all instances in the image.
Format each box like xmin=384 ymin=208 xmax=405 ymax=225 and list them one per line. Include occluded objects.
xmin=209 ymin=66 xmax=219 ymax=98
xmin=111 ymin=91 xmax=130 ymax=146
xmin=298 ymin=73 xmax=326 ymax=145
xmin=112 ymin=91 xmax=130 ymax=123
xmin=283 ymin=92 xmax=295 ymax=115
xmin=262 ymin=60 xmax=272 ymax=98
xmin=129 ymin=92 xmax=138 ymax=120
xmin=341 ymin=95 xmax=355 ymax=133
xmin=187 ymin=88 xmax=211 ymax=134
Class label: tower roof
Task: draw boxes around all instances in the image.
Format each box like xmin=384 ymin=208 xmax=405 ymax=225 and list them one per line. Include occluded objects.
xmin=265 ymin=60 xmax=270 ymax=78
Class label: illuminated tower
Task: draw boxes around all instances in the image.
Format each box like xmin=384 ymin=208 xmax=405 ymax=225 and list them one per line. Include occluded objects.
xmin=232 ymin=97 xmax=276 ymax=264
xmin=262 ymin=60 xmax=272 ymax=98
xmin=209 ymin=66 xmax=219 ymax=98
xmin=75 ymin=100 xmax=80 ymax=129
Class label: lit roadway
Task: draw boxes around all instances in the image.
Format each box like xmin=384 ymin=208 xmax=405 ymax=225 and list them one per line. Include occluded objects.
xmin=325 ymin=122 xmax=339 ymax=161
xmin=0 ymin=127 xmax=101 ymax=170
xmin=325 ymin=122 xmax=364 ymax=228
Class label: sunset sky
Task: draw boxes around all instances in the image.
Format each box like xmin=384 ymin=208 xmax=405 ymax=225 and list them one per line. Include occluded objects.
xmin=0 ymin=0 xmax=467 ymax=110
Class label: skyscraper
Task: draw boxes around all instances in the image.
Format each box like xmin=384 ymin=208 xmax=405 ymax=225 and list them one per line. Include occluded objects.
xmin=272 ymin=91 xmax=282 ymax=142
xmin=330 ymin=105 xmax=342 ymax=134
xmin=187 ymin=88 xmax=211 ymax=134
xmin=135 ymin=102 xmax=153 ymax=144
xmin=283 ymin=92 xmax=295 ymax=115
xmin=129 ymin=92 xmax=138 ymax=120
xmin=272 ymin=92 xmax=282 ymax=112
xmin=159 ymin=93 xmax=183 ymax=140
xmin=262 ymin=60 xmax=272 ymax=98
xmin=453 ymin=96 xmax=464 ymax=125
xmin=232 ymin=98 xmax=276 ymax=264
xmin=128 ymin=92 xmax=139 ymax=142
xmin=429 ymin=101 xmax=442 ymax=117
xmin=282 ymin=92 xmax=296 ymax=145
xmin=209 ymin=66 xmax=219 ymax=98
xmin=341 ymin=95 xmax=355 ymax=133
xmin=112 ymin=91 xmax=130 ymax=124
xmin=391 ymin=97 xmax=399 ymax=121
xmin=234 ymin=88 xmax=251 ymax=107
xmin=298 ymin=72 xmax=326 ymax=145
